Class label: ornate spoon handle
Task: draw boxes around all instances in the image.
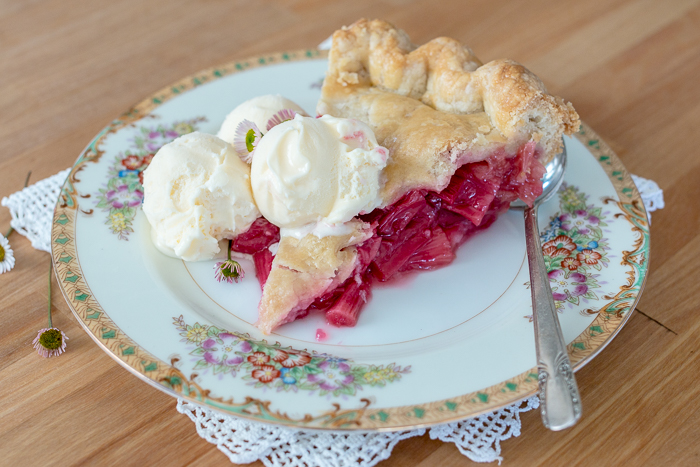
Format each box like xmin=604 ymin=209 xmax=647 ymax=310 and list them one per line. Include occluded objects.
xmin=524 ymin=206 xmax=582 ymax=431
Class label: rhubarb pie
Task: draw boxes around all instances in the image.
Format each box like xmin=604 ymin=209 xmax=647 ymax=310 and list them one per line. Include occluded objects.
xmin=234 ymin=19 xmax=580 ymax=334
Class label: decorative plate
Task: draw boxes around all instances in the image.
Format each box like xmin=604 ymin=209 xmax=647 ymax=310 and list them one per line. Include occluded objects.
xmin=52 ymin=49 xmax=649 ymax=431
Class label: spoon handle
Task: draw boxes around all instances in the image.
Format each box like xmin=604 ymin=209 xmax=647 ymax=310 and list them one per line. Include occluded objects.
xmin=524 ymin=206 xmax=582 ymax=431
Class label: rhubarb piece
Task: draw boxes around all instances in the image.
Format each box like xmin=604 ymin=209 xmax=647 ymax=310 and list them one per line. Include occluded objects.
xmin=371 ymin=193 xmax=438 ymax=280
xmin=438 ymin=161 xmax=501 ymax=226
xmin=231 ymin=217 xmax=280 ymax=254
xmin=374 ymin=190 xmax=426 ymax=236
xmin=401 ymin=226 xmax=454 ymax=272
xmin=503 ymin=141 xmax=547 ymax=206
xmin=252 ymin=249 xmax=274 ymax=290
xmin=325 ymin=275 xmax=372 ymax=327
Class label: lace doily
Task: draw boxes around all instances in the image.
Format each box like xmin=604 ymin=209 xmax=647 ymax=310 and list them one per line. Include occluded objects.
xmin=1 ymin=168 xmax=71 ymax=252
xmin=2 ymin=169 xmax=663 ymax=466
xmin=176 ymin=397 xmax=539 ymax=466
xmin=631 ymin=174 xmax=664 ymax=223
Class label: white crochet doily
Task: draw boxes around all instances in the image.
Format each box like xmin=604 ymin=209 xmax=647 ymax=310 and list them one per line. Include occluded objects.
xmin=1 ymin=168 xmax=71 ymax=253
xmin=2 ymin=169 xmax=663 ymax=466
xmin=630 ymin=174 xmax=664 ymax=223
xmin=176 ymin=397 xmax=540 ymax=466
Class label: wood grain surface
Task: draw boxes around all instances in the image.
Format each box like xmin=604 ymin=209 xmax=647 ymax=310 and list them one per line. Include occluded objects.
xmin=1 ymin=0 xmax=699 ymax=465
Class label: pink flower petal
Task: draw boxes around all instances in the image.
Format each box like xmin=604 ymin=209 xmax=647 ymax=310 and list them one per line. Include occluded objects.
xmin=570 ymin=272 xmax=587 ymax=283
xmin=266 ymin=109 xmax=299 ymax=132
xmin=202 ymin=338 xmax=216 ymax=350
xmin=220 ymin=332 xmax=236 ymax=342
xmin=319 ymin=382 xmax=338 ymax=391
xmin=548 ymin=269 xmax=564 ymax=280
xmin=204 ymin=352 xmax=218 ymax=364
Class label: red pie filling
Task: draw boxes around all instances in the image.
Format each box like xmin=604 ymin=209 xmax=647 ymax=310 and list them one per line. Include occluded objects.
xmin=232 ymin=141 xmax=545 ymax=328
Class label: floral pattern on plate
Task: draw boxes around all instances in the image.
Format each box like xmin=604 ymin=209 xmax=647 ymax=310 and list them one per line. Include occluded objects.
xmin=174 ymin=315 xmax=411 ymax=397
xmin=539 ymin=183 xmax=611 ymax=309
xmin=95 ymin=118 xmax=205 ymax=239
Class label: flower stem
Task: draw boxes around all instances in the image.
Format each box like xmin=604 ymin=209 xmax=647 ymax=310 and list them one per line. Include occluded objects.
xmin=228 ymin=239 xmax=232 ymax=261
xmin=48 ymin=259 xmax=53 ymax=329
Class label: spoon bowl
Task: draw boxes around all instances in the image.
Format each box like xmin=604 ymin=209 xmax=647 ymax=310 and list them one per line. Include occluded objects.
xmin=510 ymin=144 xmax=567 ymax=210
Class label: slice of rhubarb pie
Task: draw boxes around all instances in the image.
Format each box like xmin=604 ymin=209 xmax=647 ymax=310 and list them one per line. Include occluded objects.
xmin=235 ymin=19 xmax=580 ymax=334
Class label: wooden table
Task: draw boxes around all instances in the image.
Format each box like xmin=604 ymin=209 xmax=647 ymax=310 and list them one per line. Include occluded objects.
xmin=1 ymin=0 xmax=698 ymax=464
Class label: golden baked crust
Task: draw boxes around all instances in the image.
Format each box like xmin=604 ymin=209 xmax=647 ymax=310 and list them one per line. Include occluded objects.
xmin=318 ymin=19 xmax=580 ymax=205
xmin=257 ymin=220 xmax=371 ymax=334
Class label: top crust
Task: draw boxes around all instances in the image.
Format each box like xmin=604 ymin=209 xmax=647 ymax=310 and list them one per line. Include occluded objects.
xmin=318 ymin=19 xmax=580 ymax=203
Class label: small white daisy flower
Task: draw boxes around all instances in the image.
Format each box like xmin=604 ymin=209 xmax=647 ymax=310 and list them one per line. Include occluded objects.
xmin=32 ymin=259 xmax=69 ymax=358
xmin=214 ymin=240 xmax=245 ymax=284
xmin=233 ymin=119 xmax=262 ymax=164
xmin=33 ymin=327 xmax=69 ymax=358
xmin=0 ymin=233 xmax=15 ymax=273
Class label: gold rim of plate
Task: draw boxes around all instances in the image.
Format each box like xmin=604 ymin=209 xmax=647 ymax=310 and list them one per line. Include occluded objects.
xmin=51 ymin=49 xmax=650 ymax=431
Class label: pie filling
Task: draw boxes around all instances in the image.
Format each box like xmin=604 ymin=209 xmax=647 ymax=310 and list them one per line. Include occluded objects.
xmin=231 ymin=141 xmax=545 ymax=328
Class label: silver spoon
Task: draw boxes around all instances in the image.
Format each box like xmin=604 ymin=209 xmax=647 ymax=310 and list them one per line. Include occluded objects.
xmin=510 ymin=142 xmax=582 ymax=431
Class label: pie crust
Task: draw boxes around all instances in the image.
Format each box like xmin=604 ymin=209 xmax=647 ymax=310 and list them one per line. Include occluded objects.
xmin=318 ymin=18 xmax=580 ymax=205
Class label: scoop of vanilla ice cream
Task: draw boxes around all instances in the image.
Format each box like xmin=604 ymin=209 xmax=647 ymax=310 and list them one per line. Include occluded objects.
xmin=251 ymin=114 xmax=388 ymax=229
xmin=142 ymin=132 xmax=260 ymax=261
xmin=217 ymin=95 xmax=307 ymax=143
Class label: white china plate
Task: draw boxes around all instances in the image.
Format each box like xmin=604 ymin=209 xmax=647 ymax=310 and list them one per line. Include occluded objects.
xmin=52 ymin=50 xmax=649 ymax=430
